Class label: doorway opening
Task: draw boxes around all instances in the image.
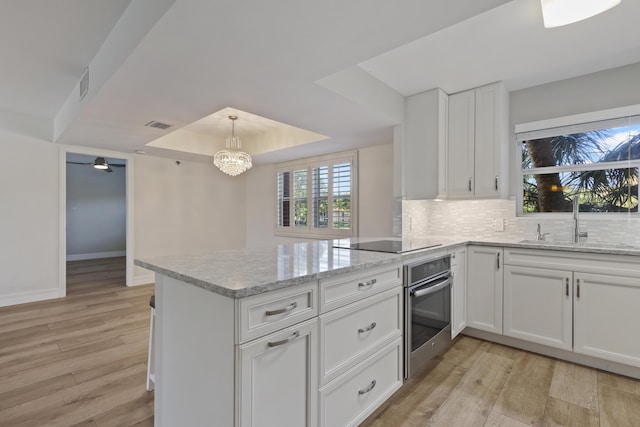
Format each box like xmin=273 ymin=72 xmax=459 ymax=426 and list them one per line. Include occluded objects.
xmin=59 ymin=147 xmax=134 ymax=297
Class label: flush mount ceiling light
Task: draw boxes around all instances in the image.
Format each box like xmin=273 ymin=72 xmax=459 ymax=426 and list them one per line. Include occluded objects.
xmin=93 ymin=157 xmax=109 ymax=170
xmin=541 ymin=0 xmax=621 ymax=28
xmin=213 ymin=115 xmax=252 ymax=176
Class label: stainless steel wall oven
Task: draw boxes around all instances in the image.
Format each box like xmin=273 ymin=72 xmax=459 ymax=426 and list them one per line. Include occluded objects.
xmin=404 ymin=255 xmax=452 ymax=380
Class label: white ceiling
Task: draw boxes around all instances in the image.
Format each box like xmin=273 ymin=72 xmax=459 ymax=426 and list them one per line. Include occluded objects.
xmin=2 ymin=0 xmax=640 ymax=165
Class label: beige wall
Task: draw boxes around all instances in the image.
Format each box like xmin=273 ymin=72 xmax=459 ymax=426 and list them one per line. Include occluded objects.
xmin=133 ymin=155 xmax=247 ymax=282
xmin=358 ymin=144 xmax=394 ymax=237
xmin=0 ymin=130 xmax=60 ymax=306
xmin=245 ymin=144 xmax=394 ymax=247
xmin=0 ymin=131 xmax=247 ymax=305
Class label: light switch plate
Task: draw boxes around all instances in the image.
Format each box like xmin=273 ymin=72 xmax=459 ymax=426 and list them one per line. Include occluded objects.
xmin=494 ymin=218 xmax=505 ymax=232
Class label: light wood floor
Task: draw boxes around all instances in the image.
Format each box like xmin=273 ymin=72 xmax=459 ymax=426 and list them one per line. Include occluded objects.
xmin=361 ymin=336 xmax=640 ymax=427
xmin=0 ymin=257 xmax=154 ymax=426
xmin=3 ymin=260 xmax=640 ymax=426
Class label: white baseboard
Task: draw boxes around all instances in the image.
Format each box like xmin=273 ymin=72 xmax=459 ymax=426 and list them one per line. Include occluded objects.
xmin=67 ymin=251 xmax=126 ymax=261
xmin=0 ymin=288 xmax=63 ymax=308
xmin=131 ymin=273 xmax=155 ymax=287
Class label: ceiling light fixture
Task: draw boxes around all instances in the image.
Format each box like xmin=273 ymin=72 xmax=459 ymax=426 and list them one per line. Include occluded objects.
xmin=540 ymin=0 xmax=621 ymax=28
xmin=213 ymin=115 xmax=252 ymax=176
xmin=94 ymin=157 xmax=109 ymax=170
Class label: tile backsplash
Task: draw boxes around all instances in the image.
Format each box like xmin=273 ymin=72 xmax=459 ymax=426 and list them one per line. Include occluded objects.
xmin=403 ymin=199 xmax=640 ymax=246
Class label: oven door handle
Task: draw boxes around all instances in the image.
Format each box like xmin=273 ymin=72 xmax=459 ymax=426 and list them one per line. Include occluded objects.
xmin=411 ymin=277 xmax=451 ymax=298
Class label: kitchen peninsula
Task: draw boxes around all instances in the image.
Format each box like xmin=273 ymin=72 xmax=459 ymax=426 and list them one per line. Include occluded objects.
xmin=136 ymin=238 xmax=640 ymax=427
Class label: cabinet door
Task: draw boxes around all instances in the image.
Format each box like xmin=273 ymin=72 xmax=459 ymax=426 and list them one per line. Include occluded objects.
xmin=473 ymin=83 xmax=508 ymax=198
xmin=447 ymin=90 xmax=475 ymax=197
xmin=467 ymin=246 xmax=503 ymax=334
xmin=574 ymin=272 xmax=640 ymax=367
xmin=503 ymin=266 xmax=572 ymax=350
xmin=238 ymin=319 xmax=318 ymax=427
xmin=450 ymin=247 xmax=467 ymax=338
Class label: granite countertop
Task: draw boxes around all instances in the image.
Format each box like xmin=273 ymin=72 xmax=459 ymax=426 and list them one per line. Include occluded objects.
xmin=135 ymin=238 xmax=640 ymax=299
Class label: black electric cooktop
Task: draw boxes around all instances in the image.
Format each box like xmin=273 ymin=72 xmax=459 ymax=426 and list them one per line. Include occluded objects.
xmin=332 ymin=239 xmax=442 ymax=254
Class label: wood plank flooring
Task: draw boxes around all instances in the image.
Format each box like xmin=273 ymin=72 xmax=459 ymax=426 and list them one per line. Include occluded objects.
xmin=0 ymin=257 xmax=154 ymax=426
xmin=361 ymin=337 xmax=640 ymax=427
xmin=3 ymin=258 xmax=640 ymax=426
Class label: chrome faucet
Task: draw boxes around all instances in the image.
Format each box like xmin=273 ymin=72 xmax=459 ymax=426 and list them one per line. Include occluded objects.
xmin=536 ymin=223 xmax=550 ymax=241
xmin=573 ymin=195 xmax=588 ymax=243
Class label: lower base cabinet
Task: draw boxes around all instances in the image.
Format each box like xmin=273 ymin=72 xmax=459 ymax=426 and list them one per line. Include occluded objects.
xmin=319 ymin=338 xmax=403 ymax=427
xmin=503 ymin=265 xmax=572 ymax=351
xmin=238 ymin=319 xmax=318 ymax=427
xmin=574 ymin=272 xmax=640 ymax=367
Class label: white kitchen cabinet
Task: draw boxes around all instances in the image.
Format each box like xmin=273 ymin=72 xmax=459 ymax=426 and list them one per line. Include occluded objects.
xmin=450 ymin=247 xmax=467 ymax=338
xmin=238 ymin=319 xmax=318 ymax=427
xmin=503 ymin=265 xmax=572 ymax=350
xmin=403 ymin=88 xmax=448 ymax=200
xmin=574 ymin=272 xmax=640 ymax=367
xmin=319 ymin=287 xmax=402 ymax=385
xmin=467 ymin=245 xmax=503 ymax=334
xmin=319 ymin=338 xmax=403 ymax=427
xmin=445 ymin=82 xmax=509 ymax=199
xmin=318 ymin=263 xmax=403 ymax=426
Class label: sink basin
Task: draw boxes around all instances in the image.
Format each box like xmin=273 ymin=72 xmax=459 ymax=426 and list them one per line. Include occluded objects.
xmin=518 ymin=240 xmax=640 ymax=250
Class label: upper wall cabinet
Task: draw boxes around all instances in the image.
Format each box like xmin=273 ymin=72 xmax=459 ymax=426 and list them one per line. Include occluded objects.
xmin=402 ymin=88 xmax=448 ymax=200
xmin=442 ymin=82 xmax=509 ymax=199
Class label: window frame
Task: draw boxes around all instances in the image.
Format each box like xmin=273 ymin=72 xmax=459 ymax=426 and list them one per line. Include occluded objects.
xmin=514 ymin=105 xmax=640 ymax=217
xmin=275 ymin=150 xmax=358 ymax=238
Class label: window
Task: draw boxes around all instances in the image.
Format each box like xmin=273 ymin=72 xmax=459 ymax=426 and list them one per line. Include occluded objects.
xmin=516 ymin=111 xmax=640 ymax=215
xmin=276 ymin=151 xmax=357 ymax=237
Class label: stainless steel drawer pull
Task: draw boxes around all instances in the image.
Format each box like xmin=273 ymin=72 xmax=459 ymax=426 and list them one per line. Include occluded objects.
xmin=496 ymin=252 xmax=500 ymax=269
xmin=265 ymin=302 xmax=297 ymax=316
xmin=577 ymin=279 xmax=580 ymax=298
xmin=358 ymin=279 xmax=377 ymax=289
xmin=358 ymin=380 xmax=376 ymax=395
xmin=358 ymin=322 xmax=377 ymax=333
xmin=495 ymin=176 xmax=499 ymax=191
xmin=267 ymin=331 xmax=300 ymax=348
xmin=468 ymin=178 xmax=472 ymax=192
xmin=565 ymin=278 xmax=569 ymax=296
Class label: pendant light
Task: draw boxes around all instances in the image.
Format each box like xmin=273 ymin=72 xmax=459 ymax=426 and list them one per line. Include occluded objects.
xmin=541 ymin=0 xmax=621 ymax=28
xmin=213 ymin=115 xmax=252 ymax=176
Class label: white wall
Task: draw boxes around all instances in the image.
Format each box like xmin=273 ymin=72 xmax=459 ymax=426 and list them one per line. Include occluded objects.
xmin=0 ymin=130 xmax=60 ymax=306
xmin=245 ymin=144 xmax=394 ymax=247
xmin=133 ymin=156 xmax=247 ymax=283
xmin=66 ymin=157 xmax=126 ymax=259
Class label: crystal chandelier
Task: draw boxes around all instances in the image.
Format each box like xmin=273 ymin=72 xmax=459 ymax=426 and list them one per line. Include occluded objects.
xmin=213 ymin=115 xmax=252 ymax=176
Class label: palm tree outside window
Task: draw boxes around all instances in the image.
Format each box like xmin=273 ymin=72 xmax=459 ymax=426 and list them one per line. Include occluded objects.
xmin=518 ymin=115 xmax=640 ymax=214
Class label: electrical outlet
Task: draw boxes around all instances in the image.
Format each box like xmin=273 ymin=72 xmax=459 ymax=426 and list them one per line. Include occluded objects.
xmin=494 ymin=218 xmax=505 ymax=232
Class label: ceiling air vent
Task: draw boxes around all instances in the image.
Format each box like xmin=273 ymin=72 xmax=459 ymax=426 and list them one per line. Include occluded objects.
xmin=145 ymin=121 xmax=173 ymax=130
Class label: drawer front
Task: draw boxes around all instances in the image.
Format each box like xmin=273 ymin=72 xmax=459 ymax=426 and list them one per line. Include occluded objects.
xmin=319 ymin=263 xmax=402 ymax=313
xmin=320 ymin=287 xmax=402 ymax=385
xmin=319 ymin=338 xmax=403 ymax=427
xmin=238 ymin=281 xmax=318 ymax=344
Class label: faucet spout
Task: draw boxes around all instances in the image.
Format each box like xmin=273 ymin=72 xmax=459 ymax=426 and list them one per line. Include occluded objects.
xmin=573 ymin=195 xmax=588 ymax=243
